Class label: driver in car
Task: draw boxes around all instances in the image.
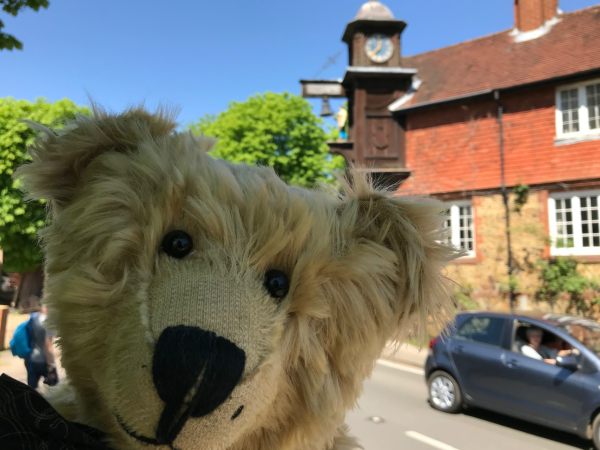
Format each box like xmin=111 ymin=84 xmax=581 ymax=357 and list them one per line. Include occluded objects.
xmin=521 ymin=327 xmax=574 ymax=364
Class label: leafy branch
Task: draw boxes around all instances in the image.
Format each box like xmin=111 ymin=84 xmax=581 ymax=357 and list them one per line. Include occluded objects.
xmin=0 ymin=0 xmax=49 ymax=51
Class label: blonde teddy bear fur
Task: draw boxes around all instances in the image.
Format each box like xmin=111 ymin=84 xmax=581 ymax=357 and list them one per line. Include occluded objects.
xmin=16 ymin=107 xmax=456 ymax=450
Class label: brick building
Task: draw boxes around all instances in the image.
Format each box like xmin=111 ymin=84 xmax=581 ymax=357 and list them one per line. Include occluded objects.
xmin=302 ymin=0 xmax=600 ymax=310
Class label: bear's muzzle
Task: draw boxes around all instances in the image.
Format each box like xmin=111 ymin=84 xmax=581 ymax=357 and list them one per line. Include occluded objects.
xmin=152 ymin=326 xmax=246 ymax=445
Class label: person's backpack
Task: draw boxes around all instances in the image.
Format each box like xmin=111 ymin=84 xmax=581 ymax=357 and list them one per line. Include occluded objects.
xmin=9 ymin=318 xmax=32 ymax=359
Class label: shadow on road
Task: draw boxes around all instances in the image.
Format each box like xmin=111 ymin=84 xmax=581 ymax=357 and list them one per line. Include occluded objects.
xmin=463 ymin=407 xmax=593 ymax=450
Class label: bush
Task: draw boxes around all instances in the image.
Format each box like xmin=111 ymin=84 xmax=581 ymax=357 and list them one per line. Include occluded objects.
xmin=536 ymin=257 xmax=600 ymax=315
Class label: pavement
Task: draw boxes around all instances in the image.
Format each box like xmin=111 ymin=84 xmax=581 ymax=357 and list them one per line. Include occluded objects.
xmin=380 ymin=342 xmax=428 ymax=368
xmin=0 ymin=307 xmax=428 ymax=388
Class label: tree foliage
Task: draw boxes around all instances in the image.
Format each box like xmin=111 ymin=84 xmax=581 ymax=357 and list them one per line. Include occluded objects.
xmin=0 ymin=98 xmax=86 ymax=272
xmin=536 ymin=257 xmax=600 ymax=314
xmin=0 ymin=0 xmax=49 ymax=51
xmin=190 ymin=92 xmax=344 ymax=188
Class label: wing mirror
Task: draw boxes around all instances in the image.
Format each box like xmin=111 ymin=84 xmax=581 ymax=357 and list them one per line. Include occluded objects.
xmin=556 ymin=354 xmax=579 ymax=371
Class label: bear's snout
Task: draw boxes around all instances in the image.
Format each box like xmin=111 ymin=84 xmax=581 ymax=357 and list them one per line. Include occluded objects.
xmin=152 ymin=326 xmax=246 ymax=444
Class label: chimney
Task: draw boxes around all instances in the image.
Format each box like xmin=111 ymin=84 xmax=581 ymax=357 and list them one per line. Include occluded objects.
xmin=514 ymin=0 xmax=558 ymax=32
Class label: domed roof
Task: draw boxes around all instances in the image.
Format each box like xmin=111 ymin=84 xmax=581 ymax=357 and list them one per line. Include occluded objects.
xmin=355 ymin=0 xmax=395 ymax=20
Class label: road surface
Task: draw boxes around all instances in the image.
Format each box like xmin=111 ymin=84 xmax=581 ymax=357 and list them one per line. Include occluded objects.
xmin=346 ymin=361 xmax=593 ymax=450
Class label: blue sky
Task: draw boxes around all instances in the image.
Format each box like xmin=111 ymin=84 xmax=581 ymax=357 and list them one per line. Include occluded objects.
xmin=1 ymin=0 xmax=597 ymax=127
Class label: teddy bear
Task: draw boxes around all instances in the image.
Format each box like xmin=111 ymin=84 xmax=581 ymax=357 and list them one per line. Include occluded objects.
xmin=5 ymin=107 xmax=455 ymax=450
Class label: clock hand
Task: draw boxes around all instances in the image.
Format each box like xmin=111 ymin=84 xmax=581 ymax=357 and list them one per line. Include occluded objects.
xmin=374 ymin=38 xmax=382 ymax=54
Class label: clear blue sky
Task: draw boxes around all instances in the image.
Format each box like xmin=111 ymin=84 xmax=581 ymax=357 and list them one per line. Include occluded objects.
xmin=1 ymin=0 xmax=597 ymax=127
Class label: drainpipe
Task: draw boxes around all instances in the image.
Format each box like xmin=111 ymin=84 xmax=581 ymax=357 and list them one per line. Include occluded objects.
xmin=494 ymin=90 xmax=516 ymax=312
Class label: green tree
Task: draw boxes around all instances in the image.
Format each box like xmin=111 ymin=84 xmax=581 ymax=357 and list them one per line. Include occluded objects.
xmin=0 ymin=98 xmax=86 ymax=272
xmin=190 ymin=92 xmax=344 ymax=188
xmin=1 ymin=0 xmax=49 ymax=51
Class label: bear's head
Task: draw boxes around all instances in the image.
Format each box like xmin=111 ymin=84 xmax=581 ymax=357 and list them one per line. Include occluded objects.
xmin=16 ymin=108 xmax=455 ymax=450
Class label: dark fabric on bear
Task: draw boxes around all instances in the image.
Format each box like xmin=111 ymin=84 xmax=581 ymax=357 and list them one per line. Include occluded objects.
xmin=0 ymin=374 xmax=111 ymax=450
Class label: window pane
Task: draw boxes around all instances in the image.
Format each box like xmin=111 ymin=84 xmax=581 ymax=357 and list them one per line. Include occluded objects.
xmin=443 ymin=210 xmax=452 ymax=245
xmin=458 ymin=205 xmax=474 ymax=252
xmin=560 ymin=89 xmax=580 ymax=133
xmin=445 ymin=203 xmax=475 ymax=255
xmin=555 ymin=198 xmax=575 ymax=248
xmin=552 ymin=193 xmax=600 ymax=253
xmin=587 ymin=84 xmax=600 ymax=130
xmin=580 ymin=195 xmax=600 ymax=248
xmin=456 ymin=317 xmax=505 ymax=346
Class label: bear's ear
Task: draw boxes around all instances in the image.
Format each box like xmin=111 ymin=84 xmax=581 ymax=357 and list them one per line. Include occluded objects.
xmin=15 ymin=107 xmax=176 ymax=209
xmin=337 ymin=172 xmax=458 ymax=337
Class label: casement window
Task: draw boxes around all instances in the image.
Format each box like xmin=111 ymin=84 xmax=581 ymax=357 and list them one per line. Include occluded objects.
xmin=444 ymin=202 xmax=475 ymax=258
xmin=556 ymin=79 xmax=600 ymax=140
xmin=548 ymin=190 xmax=600 ymax=256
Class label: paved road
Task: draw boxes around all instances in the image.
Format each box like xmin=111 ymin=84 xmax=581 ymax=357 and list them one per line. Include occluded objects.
xmin=346 ymin=361 xmax=593 ymax=450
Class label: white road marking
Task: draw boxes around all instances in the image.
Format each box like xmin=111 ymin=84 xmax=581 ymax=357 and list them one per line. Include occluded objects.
xmin=376 ymin=359 xmax=425 ymax=376
xmin=405 ymin=430 xmax=461 ymax=450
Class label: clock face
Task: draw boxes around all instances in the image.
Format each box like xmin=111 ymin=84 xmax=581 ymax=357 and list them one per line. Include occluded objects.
xmin=365 ymin=34 xmax=394 ymax=63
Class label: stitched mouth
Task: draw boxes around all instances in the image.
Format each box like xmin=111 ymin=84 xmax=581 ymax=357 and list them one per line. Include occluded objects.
xmin=115 ymin=403 xmax=245 ymax=448
xmin=116 ymin=414 xmax=163 ymax=446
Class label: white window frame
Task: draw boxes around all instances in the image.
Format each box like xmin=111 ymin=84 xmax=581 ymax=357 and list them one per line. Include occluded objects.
xmin=548 ymin=189 xmax=600 ymax=256
xmin=555 ymin=78 xmax=600 ymax=140
xmin=446 ymin=201 xmax=476 ymax=258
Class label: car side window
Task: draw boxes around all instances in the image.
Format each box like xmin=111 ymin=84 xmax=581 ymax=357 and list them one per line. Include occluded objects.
xmin=455 ymin=316 xmax=505 ymax=346
xmin=514 ymin=321 xmax=579 ymax=364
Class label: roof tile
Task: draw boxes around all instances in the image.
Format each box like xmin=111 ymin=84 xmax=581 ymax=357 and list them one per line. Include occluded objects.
xmin=398 ymin=6 xmax=600 ymax=110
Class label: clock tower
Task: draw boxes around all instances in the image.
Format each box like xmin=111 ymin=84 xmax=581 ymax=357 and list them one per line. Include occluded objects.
xmin=343 ymin=0 xmax=405 ymax=68
xmin=302 ymin=1 xmax=415 ymax=187
xmin=340 ymin=0 xmax=414 ymax=186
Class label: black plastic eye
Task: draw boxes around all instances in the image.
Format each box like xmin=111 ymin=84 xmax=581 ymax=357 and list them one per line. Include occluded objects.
xmin=264 ymin=270 xmax=290 ymax=300
xmin=161 ymin=230 xmax=193 ymax=259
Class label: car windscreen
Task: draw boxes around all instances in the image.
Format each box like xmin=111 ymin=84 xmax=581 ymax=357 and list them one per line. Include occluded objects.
xmin=546 ymin=315 xmax=600 ymax=355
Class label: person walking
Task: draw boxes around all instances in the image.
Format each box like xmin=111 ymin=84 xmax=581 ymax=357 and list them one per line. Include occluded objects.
xmin=25 ymin=304 xmax=58 ymax=389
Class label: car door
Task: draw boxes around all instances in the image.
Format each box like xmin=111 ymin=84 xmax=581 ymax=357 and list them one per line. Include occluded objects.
xmin=448 ymin=315 xmax=513 ymax=410
xmin=496 ymin=321 xmax=592 ymax=431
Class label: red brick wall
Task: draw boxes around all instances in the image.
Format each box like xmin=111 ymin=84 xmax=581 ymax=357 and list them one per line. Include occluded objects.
xmin=398 ymin=83 xmax=600 ymax=196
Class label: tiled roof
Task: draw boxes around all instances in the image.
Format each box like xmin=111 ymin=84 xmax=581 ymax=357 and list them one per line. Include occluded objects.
xmin=394 ymin=5 xmax=600 ymax=111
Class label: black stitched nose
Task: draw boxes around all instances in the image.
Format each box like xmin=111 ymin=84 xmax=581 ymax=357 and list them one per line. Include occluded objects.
xmin=152 ymin=326 xmax=245 ymax=444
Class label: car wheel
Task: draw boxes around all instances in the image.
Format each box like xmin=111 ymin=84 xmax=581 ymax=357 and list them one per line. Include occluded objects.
xmin=428 ymin=370 xmax=462 ymax=413
xmin=592 ymin=413 xmax=600 ymax=449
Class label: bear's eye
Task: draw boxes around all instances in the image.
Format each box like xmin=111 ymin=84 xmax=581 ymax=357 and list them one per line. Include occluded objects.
xmin=264 ymin=270 xmax=290 ymax=300
xmin=161 ymin=230 xmax=193 ymax=259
